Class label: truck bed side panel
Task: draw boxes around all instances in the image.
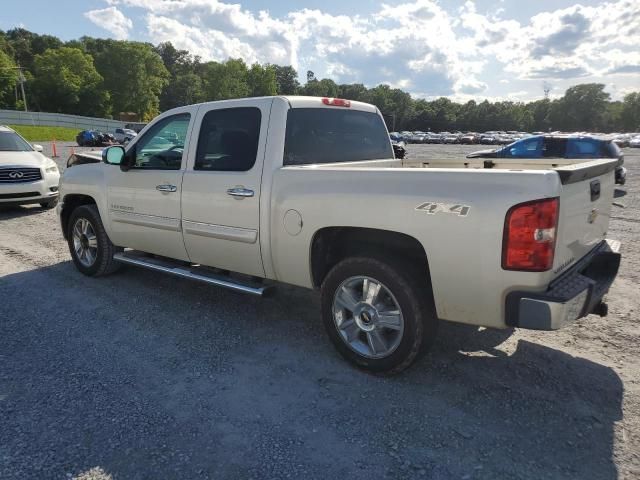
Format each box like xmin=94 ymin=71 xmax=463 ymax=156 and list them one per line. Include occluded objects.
xmin=269 ymin=167 xmax=562 ymax=328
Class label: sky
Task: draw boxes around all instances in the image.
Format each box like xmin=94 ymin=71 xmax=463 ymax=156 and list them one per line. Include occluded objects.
xmin=2 ymin=0 xmax=639 ymax=102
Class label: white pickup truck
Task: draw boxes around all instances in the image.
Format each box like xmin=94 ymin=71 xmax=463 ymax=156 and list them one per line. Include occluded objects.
xmin=58 ymin=96 xmax=621 ymax=373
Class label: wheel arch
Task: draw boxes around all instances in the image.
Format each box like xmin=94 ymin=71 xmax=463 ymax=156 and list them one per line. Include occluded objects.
xmin=60 ymin=194 xmax=98 ymax=240
xmin=310 ymin=226 xmax=433 ymax=289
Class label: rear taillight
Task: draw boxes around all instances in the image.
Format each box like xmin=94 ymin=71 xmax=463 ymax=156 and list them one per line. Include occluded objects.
xmin=322 ymin=97 xmax=351 ymax=107
xmin=502 ymin=198 xmax=559 ymax=272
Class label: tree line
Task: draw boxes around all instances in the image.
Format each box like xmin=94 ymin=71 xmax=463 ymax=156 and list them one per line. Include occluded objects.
xmin=0 ymin=28 xmax=638 ymax=131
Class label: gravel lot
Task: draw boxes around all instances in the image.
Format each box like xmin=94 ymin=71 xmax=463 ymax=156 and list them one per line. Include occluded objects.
xmin=1 ymin=143 xmax=638 ymax=479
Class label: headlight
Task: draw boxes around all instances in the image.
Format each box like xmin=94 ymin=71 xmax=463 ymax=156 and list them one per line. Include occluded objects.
xmin=45 ymin=164 xmax=59 ymax=174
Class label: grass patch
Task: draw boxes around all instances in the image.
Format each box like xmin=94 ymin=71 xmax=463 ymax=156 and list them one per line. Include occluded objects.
xmin=9 ymin=125 xmax=78 ymax=142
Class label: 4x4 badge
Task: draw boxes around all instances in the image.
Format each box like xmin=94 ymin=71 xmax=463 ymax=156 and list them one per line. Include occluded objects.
xmin=416 ymin=202 xmax=470 ymax=217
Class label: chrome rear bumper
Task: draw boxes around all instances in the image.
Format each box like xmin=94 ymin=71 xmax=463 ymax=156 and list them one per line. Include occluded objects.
xmin=506 ymin=239 xmax=621 ymax=330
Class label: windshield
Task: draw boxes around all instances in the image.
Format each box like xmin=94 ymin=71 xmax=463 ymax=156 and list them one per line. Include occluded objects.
xmin=0 ymin=131 xmax=34 ymax=152
xmin=284 ymin=108 xmax=393 ymax=165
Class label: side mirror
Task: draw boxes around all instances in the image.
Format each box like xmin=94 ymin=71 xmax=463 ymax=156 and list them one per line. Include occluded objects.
xmin=102 ymin=145 xmax=126 ymax=167
xmin=33 ymin=144 xmax=43 ymax=152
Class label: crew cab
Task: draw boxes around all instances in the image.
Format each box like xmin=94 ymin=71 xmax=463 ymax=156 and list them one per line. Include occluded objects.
xmin=57 ymin=96 xmax=621 ymax=373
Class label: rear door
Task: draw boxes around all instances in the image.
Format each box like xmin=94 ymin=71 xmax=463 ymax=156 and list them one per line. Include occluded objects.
xmin=552 ymin=158 xmax=618 ymax=277
xmin=181 ymin=98 xmax=273 ymax=277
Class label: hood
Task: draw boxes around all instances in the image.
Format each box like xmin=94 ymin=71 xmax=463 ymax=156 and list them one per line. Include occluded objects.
xmin=466 ymin=149 xmax=499 ymax=159
xmin=0 ymin=151 xmax=51 ymax=168
xmin=67 ymin=150 xmax=103 ymax=168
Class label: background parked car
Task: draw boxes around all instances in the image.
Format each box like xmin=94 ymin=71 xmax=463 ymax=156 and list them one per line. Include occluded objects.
xmin=76 ymin=130 xmax=118 ymax=147
xmin=612 ymin=134 xmax=630 ymax=148
xmin=0 ymin=125 xmax=60 ymax=209
xmin=467 ymin=134 xmax=627 ymax=185
xmin=114 ymin=128 xmax=138 ymax=144
xmin=459 ymin=133 xmax=478 ymax=144
xmin=76 ymin=130 xmax=97 ymax=147
xmin=391 ymin=139 xmax=406 ymax=159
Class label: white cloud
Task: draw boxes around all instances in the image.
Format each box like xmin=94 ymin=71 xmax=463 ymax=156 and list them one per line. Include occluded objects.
xmin=84 ymin=6 xmax=133 ymax=40
xmin=91 ymin=0 xmax=639 ymax=100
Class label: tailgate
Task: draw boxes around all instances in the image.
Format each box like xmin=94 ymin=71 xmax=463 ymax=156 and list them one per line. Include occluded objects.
xmin=553 ymin=158 xmax=618 ymax=278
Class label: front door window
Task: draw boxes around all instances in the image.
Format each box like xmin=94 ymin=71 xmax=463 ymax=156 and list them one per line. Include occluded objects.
xmin=131 ymin=113 xmax=190 ymax=170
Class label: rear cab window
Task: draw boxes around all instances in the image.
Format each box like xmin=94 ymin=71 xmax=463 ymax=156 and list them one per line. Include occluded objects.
xmin=283 ymin=108 xmax=393 ymax=165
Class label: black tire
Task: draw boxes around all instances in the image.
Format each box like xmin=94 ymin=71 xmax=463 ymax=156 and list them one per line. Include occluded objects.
xmin=320 ymin=256 xmax=438 ymax=374
xmin=67 ymin=204 xmax=122 ymax=277
xmin=40 ymin=198 xmax=58 ymax=209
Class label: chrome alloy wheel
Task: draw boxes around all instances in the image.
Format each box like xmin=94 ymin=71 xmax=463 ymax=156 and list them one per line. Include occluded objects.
xmin=332 ymin=276 xmax=405 ymax=359
xmin=72 ymin=217 xmax=98 ymax=267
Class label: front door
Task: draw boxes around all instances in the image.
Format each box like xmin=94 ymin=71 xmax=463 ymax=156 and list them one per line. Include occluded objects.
xmin=106 ymin=111 xmax=193 ymax=261
xmin=181 ymin=98 xmax=273 ymax=277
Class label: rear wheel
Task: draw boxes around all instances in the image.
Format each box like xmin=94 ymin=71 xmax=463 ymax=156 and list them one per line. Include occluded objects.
xmin=67 ymin=204 xmax=121 ymax=276
xmin=321 ymin=256 xmax=438 ymax=374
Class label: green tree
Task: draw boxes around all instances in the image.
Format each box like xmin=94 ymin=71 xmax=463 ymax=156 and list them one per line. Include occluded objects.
xmin=31 ymin=47 xmax=110 ymax=116
xmin=602 ymin=101 xmax=624 ymax=132
xmin=527 ymin=99 xmax=551 ymax=132
xmin=155 ymin=42 xmax=204 ymax=110
xmin=621 ymin=92 xmax=640 ymax=131
xmin=0 ymin=49 xmax=18 ymax=108
xmin=272 ymin=65 xmax=299 ymax=94
xmin=247 ymin=63 xmax=277 ymax=97
xmin=91 ymin=40 xmax=169 ymax=119
xmin=301 ymin=78 xmax=339 ymax=97
xmin=338 ymin=83 xmax=368 ymax=102
xmin=202 ymin=58 xmax=250 ymax=101
xmin=558 ymin=83 xmax=610 ymax=131
xmin=5 ymin=28 xmax=34 ymax=70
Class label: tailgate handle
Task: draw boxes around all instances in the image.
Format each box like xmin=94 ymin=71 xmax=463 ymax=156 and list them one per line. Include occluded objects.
xmin=590 ymin=180 xmax=600 ymax=201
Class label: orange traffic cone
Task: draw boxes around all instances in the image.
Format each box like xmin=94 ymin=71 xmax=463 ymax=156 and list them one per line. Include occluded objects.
xmin=52 ymin=139 xmax=58 ymax=158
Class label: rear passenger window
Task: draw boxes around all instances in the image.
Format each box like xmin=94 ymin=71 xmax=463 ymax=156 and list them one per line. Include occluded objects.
xmin=195 ymin=108 xmax=261 ymax=172
xmin=543 ymin=138 xmax=567 ymax=157
xmin=566 ymin=139 xmax=602 ymax=158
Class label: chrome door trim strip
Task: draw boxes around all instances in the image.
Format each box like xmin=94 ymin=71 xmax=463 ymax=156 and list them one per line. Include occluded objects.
xmin=182 ymin=220 xmax=258 ymax=244
xmin=110 ymin=210 xmax=181 ymax=232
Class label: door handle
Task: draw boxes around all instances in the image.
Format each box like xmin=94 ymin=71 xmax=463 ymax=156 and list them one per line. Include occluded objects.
xmin=156 ymin=184 xmax=177 ymax=193
xmin=226 ymin=187 xmax=254 ymax=198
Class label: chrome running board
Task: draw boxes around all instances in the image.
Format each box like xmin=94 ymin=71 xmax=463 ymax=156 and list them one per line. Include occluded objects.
xmin=113 ymin=251 xmax=270 ymax=296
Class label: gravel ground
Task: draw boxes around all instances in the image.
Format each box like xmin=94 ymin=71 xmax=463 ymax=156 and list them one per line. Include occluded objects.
xmin=1 ymin=143 xmax=638 ymax=480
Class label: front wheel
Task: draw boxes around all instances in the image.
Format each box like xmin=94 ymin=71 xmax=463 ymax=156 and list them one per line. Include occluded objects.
xmin=321 ymin=256 xmax=438 ymax=374
xmin=67 ymin=204 xmax=122 ymax=276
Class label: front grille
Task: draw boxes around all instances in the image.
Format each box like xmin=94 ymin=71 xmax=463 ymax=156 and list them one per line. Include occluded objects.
xmin=0 ymin=167 xmax=43 ymax=183
xmin=0 ymin=192 xmax=40 ymax=199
